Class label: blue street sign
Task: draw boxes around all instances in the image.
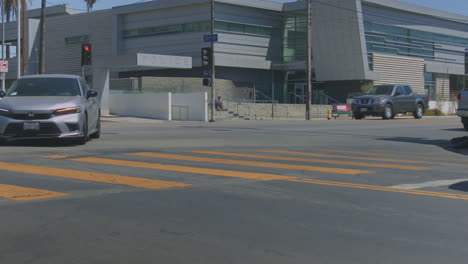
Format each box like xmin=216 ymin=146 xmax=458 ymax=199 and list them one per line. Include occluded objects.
xmin=204 ymin=34 xmax=218 ymax=42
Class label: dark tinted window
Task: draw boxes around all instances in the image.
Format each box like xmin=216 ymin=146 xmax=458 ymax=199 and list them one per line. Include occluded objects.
xmin=7 ymin=78 xmax=81 ymax=97
xmin=395 ymin=87 xmax=405 ymax=96
xmin=404 ymin=86 xmax=412 ymax=95
xmin=366 ymin=85 xmax=394 ymax=95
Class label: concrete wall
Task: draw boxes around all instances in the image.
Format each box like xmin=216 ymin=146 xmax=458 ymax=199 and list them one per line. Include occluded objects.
xmin=172 ymin=92 xmax=208 ymax=121
xmin=109 ymin=93 xmax=172 ymax=120
xmin=109 ymin=92 xmax=208 ymax=121
xmin=225 ymin=102 xmax=332 ymax=119
xmin=428 ymin=100 xmax=457 ymax=114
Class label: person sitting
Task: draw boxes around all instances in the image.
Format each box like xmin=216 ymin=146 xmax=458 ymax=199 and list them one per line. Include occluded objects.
xmin=215 ymin=96 xmax=224 ymax=111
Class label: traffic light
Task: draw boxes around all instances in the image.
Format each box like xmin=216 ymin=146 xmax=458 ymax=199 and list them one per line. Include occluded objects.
xmin=81 ymin=43 xmax=92 ymax=66
xmin=201 ymin=47 xmax=212 ymax=68
xmin=202 ymin=78 xmax=211 ymax=86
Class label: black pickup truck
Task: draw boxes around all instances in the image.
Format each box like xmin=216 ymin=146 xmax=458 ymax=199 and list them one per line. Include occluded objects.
xmin=351 ymin=84 xmax=430 ymax=120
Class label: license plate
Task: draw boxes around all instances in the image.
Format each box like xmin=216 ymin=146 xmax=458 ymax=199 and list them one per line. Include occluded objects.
xmin=23 ymin=122 xmax=40 ymax=130
xmin=360 ymin=108 xmax=368 ymax=112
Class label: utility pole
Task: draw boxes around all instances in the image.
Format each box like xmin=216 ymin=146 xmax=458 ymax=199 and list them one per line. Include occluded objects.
xmin=2 ymin=0 xmax=5 ymax=92
xmin=17 ymin=0 xmax=21 ymax=79
xmin=209 ymin=0 xmax=216 ymax=122
xmin=39 ymin=0 xmax=46 ymax=74
xmin=305 ymin=0 xmax=312 ymax=120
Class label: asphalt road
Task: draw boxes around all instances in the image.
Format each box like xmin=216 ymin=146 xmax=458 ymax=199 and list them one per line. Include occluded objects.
xmin=0 ymin=116 xmax=468 ymax=264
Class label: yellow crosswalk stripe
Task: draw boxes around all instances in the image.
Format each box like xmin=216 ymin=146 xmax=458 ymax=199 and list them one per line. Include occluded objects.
xmin=70 ymin=157 xmax=298 ymax=180
xmin=260 ymin=150 xmax=468 ymax=167
xmin=126 ymin=152 xmax=372 ymax=175
xmin=0 ymin=162 xmax=190 ymax=190
xmin=318 ymin=149 xmax=468 ymax=162
xmin=0 ymin=184 xmax=68 ymax=201
xmin=70 ymin=157 xmax=468 ymax=201
xmin=190 ymin=151 xmax=430 ymax=171
xmin=41 ymin=155 xmax=71 ymax=159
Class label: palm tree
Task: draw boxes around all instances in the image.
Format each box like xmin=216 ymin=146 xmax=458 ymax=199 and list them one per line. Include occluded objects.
xmin=84 ymin=0 xmax=97 ymax=11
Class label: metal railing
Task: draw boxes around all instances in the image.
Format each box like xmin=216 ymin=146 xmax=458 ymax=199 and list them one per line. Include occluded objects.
xmin=318 ymin=91 xmax=343 ymax=105
xmin=289 ymin=92 xmax=304 ymax=104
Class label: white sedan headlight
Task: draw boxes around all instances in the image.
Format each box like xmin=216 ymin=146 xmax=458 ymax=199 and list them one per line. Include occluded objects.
xmin=54 ymin=107 xmax=82 ymax=116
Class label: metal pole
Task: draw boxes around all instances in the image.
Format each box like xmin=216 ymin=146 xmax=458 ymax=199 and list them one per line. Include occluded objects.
xmin=17 ymin=0 xmax=20 ymax=79
xmin=2 ymin=0 xmax=5 ymax=91
xmin=209 ymin=0 xmax=216 ymax=122
xmin=305 ymin=0 xmax=312 ymax=120
xmin=39 ymin=0 xmax=46 ymax=74
xmin=271 ymin=70 xmax=275 ymax=119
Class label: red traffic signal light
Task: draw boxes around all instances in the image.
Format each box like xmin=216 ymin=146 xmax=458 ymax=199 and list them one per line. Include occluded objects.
xmin=81 ymin=43 xmax=92 ymax=66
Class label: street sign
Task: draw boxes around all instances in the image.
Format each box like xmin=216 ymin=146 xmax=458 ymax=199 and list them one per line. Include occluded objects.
xmin=0 ymin=60 xmax=8 ymax=73
xmin=203 ymin=34 xmax=218 ymax=42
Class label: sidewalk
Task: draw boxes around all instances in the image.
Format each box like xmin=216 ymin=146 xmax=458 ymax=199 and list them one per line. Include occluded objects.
xmin=101 ymin=115 xmax=169 ymax=124
xmin=101 ymin=114 xmax=459 ymax=124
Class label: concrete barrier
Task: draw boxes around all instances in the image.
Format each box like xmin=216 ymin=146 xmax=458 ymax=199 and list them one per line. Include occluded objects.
xmin=109 ymin=92 xmax=208 ymax=121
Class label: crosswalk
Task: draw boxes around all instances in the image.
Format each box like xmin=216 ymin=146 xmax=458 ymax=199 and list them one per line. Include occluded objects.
xmin=0 ymin=148 xmax=467 ymax=203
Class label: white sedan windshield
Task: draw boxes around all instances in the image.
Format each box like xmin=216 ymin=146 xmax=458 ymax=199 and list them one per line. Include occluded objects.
xmin=7 ymin=78 xmax=81 ymax=97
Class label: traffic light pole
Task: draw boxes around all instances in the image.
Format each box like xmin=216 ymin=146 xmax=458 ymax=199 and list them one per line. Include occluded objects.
xmin=210 ymin=0 xmax=216 ymax=122
xmin=305 ymin=0 xmax=312 ymax=120
xmin=2 ymin=0 xmax=5 ymax=92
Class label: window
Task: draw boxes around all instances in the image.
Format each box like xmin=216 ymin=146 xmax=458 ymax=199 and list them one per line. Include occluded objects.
xmin=403 ymin=86 xmax=412 ymax=95
xmin=123 ymin=20 xmax=272 ymax=39
xmin=395 ymin=87 xmax=405 ymax=96
xmin=7 ymin=78 xmax=81 ymax=97
xmin=364 ymin=21 xmax=468 ymax=60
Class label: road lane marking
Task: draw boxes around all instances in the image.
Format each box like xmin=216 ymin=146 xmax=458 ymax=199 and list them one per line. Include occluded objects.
xmin=0 ymin=162 xmax=190 ymax=190
xmin=190 ymin=151 xmax=430 ymax=171
xmin=259 ymin=150 xmax=468 ymax=167
xmin=70 ymin=157 xmax=299 ymax=181
xmin=318 ymin=149 xmax=468 ymax=162
xmin=71 ymin=157 xmax=468 ymax=201
xmin=0 ymin=184 xmax=68 ymax=201
xmin=290 ymin=179 xmax=468 ymax=200
xmin=127 ymin=152 xmax=372 ymax=175
xmin=41 ymin=155 xmax=71 ymax=159
xmin=389 ymin=179 xmax=468 ymax=190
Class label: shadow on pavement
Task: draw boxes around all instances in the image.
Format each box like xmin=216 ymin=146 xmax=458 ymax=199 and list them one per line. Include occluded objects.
xmin=449 ymin=181 xmax=468 ymax=192
xmin=377 ymin=136 xmax=468 ymax=155
xmin=1 ymin=139 xmax=82 ymax=147
xmin=441 ymin=128 xmax=466 ymax=132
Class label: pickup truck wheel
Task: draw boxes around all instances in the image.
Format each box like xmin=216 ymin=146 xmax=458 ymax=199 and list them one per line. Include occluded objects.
xmin=413 ymin=104 xmax=424 ymax=119
xmin=353 ymin=115 xmax=364 ymax=120
xmin=382 ymin=104 xmax=394 ymax=120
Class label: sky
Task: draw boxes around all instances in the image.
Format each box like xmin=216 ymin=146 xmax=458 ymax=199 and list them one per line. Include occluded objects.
xmin=29 ymin=0 xmax=468 ymax=17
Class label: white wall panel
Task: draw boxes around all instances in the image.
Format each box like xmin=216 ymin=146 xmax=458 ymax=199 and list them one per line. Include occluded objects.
xmin=373 ymin=53 xmax=425 ymax=94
